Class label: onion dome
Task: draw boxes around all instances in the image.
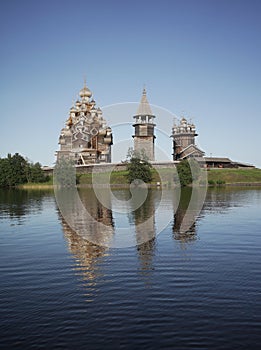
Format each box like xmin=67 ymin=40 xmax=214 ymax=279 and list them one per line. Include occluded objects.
xmin=79 ymin=80 xmax=92 ymax=98
xmin=75 ymin=100 xmax=81 ymax=109
xmin=90 ymin=99 xmax=96 ymax=107
xmin=69 ymin=99 xmax=77 ymax=113
xmin=70 ymin=106 xmax=77 ymax=113
xmin=66 ymin=115 xmax=73 ymax=127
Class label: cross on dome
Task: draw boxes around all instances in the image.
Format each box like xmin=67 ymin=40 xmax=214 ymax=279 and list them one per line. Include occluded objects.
xmin=79 ymin=78 xmax=92 ymax=98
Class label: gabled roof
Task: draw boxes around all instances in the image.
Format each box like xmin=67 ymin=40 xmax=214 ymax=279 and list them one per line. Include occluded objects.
xmin=179 ymin=144 xmax=205 ymax=159
xmin=136 ymin=88 xmax=153 ymax=116
xmin=180 ymin=143 xmax=205 ymax=154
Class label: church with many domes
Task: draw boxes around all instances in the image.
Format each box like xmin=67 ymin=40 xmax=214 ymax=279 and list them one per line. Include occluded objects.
xmin=56 ymin=81 xmax=113 ymax=165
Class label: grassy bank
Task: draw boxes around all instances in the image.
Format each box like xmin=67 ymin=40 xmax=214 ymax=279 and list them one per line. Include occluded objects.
xmin=15 ymin=167 xmax=261 ymax=188
xmin=77 ymin=168 xmax=172 ymax=186
xmin=207 ymin=168 xmax=261 ymax=185
xmin=78 ymin=171 xmax=129 ymax=185
xmin=78 ymin=168 xmax=261 ymax=186
xmin=17 ymin=177 xmax=54 ymax=189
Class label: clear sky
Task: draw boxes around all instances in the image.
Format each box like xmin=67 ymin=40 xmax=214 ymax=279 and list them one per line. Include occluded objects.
xmin=0 ymin=0 xmax=260 ymax=167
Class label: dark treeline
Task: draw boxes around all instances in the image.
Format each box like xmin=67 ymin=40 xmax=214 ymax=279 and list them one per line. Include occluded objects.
xmin=0 ymin=153 xmax=49 ymax=187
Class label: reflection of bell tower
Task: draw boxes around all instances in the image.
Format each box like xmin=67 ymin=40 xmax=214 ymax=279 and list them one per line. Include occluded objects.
xmin=128 ymin=189 xmax=160 ymax=246
xmin=129 ymin=189 xmax=161 ymax=275
xmin=132 ymin=88 xmax=156 ymax=161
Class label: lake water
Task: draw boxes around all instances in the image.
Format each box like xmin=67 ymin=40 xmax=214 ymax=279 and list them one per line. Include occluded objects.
xmin=0 ymin=187 xmax=261 ymax=349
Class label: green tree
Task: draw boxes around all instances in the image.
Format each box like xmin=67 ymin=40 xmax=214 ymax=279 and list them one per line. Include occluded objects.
xmin=0 ymin=153 xmax=49 ymax=187
xmin=0 ymin=153 xmax=27 ymax=187
xmin=9 ymin=153 xmax=27 ymax=185
xmin=0 ymin=158 xmax=12 ymax=187
xmin=29 ymin=162 xmax=49 ymax=183
xmin=176 ymin=159 xmax=200 ymax=187
xmin=126 ymin=147 xmax=149 ymax=162
xmin=126 ymin=157 xmax=152 ymax=184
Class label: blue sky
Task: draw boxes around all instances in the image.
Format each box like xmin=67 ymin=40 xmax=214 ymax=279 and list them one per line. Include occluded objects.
xmin=0 ymin=0 xmax=260 ymax=167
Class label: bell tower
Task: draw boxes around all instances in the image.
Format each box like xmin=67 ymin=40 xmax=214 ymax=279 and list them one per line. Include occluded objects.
xmin=132 ymin=88 xmax=156 ymax=161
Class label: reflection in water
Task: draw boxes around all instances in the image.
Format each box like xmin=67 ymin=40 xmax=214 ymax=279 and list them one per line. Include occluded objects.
xmin=0 ymin=188 xmax=52 ymax=224
xmin=1 ymin=186 xmax=261 ymax=348
xmin=56 ymin=187 xmax=115 ymax=247
xmin=60 ymin=189 xmax=159 ymax=285
xmin=203 ymin=186 xmax=250 ymax=213
xmin=62 ymin=186 xmax=202 ymax=248
xmin=78 ymin=187 xmax=114 ymax=228
xmin=129 ymin=189 xmax=161 ymax=276
xmin=171 ymin=186 xmax=258 ymax=244
xmin=58 ymin=186 xmax=205 ymax=285
xmin=1 ymin=186 xmax=257 ymax=291
xmin=136 ymin=238 xmax=156 ymax=281
xmin=57 ymin=188 xmax=114 ymax=294
xmin=173 ymin=187 xmax=197 ymax=243
xmin=61 ymin=215 xmax=108 ymax=292
xmin=2 ymin=186 xmax=251 ymax=287
xmin=128 ymin=189 xmax=161 ymax=245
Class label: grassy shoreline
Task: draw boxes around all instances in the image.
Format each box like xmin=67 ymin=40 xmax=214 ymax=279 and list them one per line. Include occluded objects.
xmin=206 ymin=168 xmax=261 ymax=185
xmin=14 ymin=168 xmax=261 ymax=189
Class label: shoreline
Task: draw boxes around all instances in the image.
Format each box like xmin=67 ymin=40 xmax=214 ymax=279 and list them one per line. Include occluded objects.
xmin=2 ymin=167 xmax=261 ymax=190
xmin=15 ymin=181 xmax=261 ymax=189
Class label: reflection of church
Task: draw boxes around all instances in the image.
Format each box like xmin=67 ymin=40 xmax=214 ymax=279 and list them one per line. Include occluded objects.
xmin=57 ymin=81 xmax=113 ymax=165
xmin=61 ymin=216 xmax=108 ymax=285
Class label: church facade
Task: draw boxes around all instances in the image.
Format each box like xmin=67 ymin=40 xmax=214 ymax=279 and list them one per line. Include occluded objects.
xmin=56 ymin=82 xmax=113 ymax=165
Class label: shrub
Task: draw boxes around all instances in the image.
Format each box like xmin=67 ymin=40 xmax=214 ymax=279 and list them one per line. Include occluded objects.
xmin=208 ymin=180 xmax=216 ymax=185
xmin=216 ymin=179 xmax=226 ymax=185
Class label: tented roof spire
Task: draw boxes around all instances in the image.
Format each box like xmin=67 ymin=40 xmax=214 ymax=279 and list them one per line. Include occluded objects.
xmin=136 ymin=88 xmax=153 ymax=116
